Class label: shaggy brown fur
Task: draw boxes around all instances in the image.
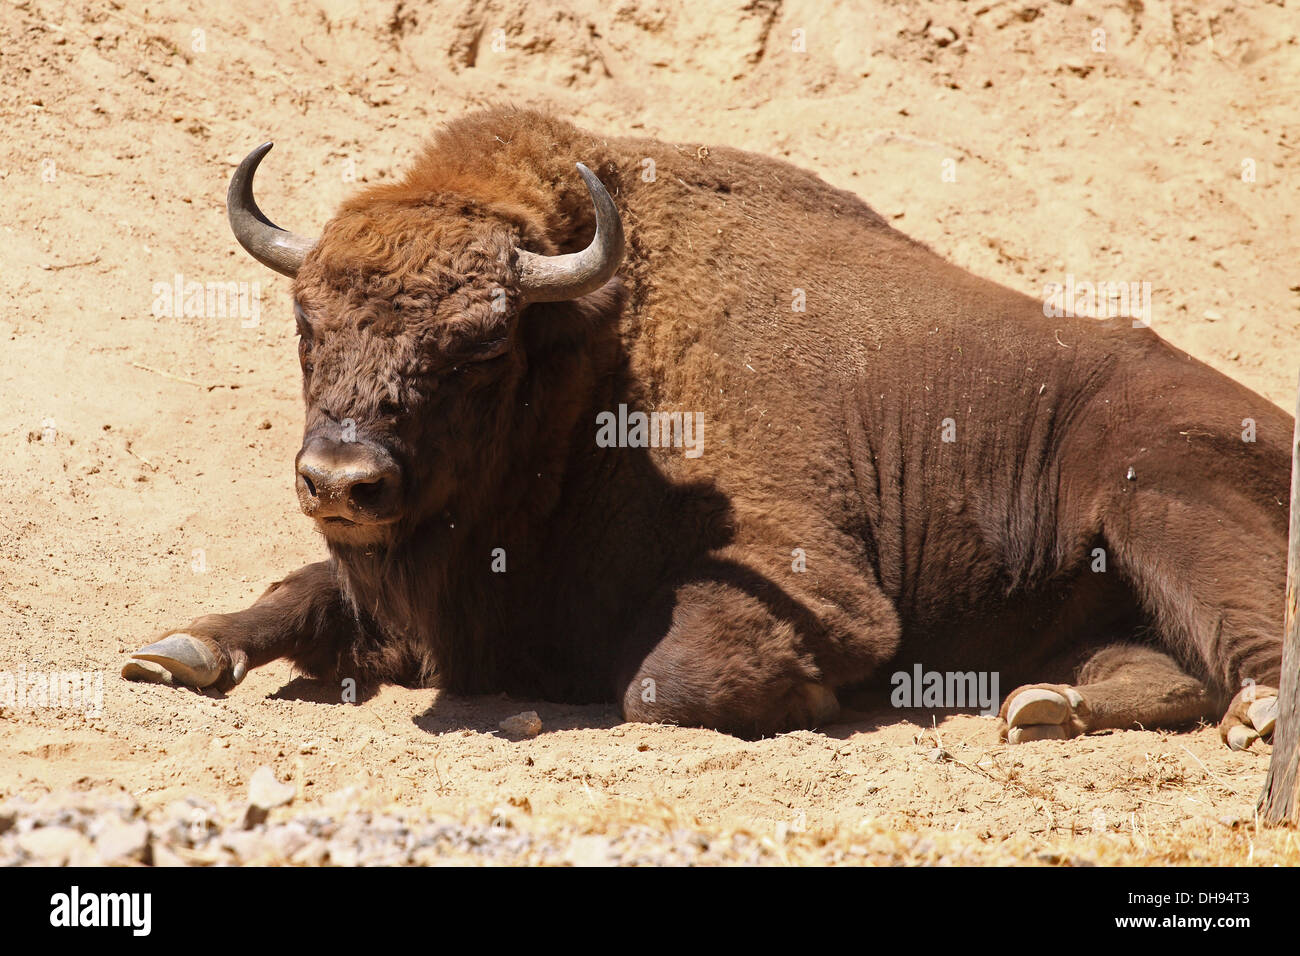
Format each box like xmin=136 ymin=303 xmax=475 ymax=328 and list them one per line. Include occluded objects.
xmin=148 ymin=108 xmax=1290 ymax=742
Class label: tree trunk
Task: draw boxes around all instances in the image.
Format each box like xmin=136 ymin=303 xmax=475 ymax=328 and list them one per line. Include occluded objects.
xmin=1259 ymin=370 xmax=1300 ymax=825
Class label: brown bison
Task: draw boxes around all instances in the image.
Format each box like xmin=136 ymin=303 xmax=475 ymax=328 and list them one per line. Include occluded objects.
xmin=127 ymin=108 xmax=1288 ymax=749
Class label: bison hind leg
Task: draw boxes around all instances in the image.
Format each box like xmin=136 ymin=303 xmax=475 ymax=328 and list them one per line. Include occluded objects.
xmin=1218 ymin=684 xmax=1280 ymax=750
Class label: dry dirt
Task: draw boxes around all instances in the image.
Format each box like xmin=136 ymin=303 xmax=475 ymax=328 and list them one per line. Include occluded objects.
xmin=2 ymin=0 xmax=1299 ymax=865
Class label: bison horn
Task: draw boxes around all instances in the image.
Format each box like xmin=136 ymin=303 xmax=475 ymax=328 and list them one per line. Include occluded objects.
xmin=515 ymin=163 xmax=625 ymax=303
xmin=227 ymin=142 xmax=316 ymax=278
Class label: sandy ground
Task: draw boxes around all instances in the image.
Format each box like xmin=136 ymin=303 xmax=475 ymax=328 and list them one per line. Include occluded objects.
xmin=2 ymin=0 xmax=1299 ymax=865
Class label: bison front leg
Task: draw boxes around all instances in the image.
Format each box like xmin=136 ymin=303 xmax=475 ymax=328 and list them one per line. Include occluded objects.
xmin=123 ymin=561 xmax=383 ymax=691
xmin=619 ymin=567 xmax=899 ymax=739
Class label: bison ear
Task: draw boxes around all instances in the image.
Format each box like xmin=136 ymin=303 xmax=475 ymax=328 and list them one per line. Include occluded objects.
xmin=227 ymin=143 xmax=318 ymax=278
xmin=514 ymin=163 xmax=624 ymax=304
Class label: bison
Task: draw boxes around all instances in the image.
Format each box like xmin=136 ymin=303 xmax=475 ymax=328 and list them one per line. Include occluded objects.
xmin=127 ymin=108 xmax=1288 ymax=749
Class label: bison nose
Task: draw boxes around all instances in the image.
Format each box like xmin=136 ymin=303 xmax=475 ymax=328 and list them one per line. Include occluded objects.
xmin=295 ymin=439 xmax=402 ymax=523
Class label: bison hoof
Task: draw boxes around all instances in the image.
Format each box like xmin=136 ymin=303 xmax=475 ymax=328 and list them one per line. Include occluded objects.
xmin=1007 ymin=724 xmax=1068 ymax=744
xmin=1226 ymin=725 xmax=1258 ymax=752
xmin=1219 ymin=686 xmax=1279 ymax=751
xmin=1002 ymin=686 xmax=1084 ymax=745
xmin=120 ymin=658 xmax=174 ymax=685
xmin=127 ymin=633 xmax=224 ymax=688
xmin=1247 ymin=698 xmax=1277 ymax=737
xmin=1225 ymin=697 xmax=1278 ymax=751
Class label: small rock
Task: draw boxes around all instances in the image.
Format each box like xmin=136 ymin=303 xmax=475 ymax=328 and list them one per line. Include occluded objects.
xmin=565 ymin=834 xmax=614 ymax=867
xmin=327 ymin=839 xmax=360 ymax=866
xmin=499 ymin=711 xmax=543 ymax=738
xmin=244 ymin=766 xmax=295 ymax=827
xmin=290 ymin=837 xmax=329 ymax=865
xmin=263 ymin=822 xmax=311 ymax=860
xmin=927 ymin=747 xmax=950 ymax=763
xmin=94 ymin=819 xmax=150 ymax=864
xmin=928 ymin=25 xmax=958 ymax=47
xmin=222 ymin=828 xmax=271 ymax=862
xmin=18 ymin=826 xmax=94 ymax=865
xmin=1203 ymin=309 xmax=1223 ymax=321
xmin=248 ymin=766 xmax=295 ymax=811
xmin=1037 ymin=851 xmax=1095 ymax=866
xmin=410 ymin=845 xmax=449 ymax=865
xmin=149 ymin=840 xmax=188 ymax=867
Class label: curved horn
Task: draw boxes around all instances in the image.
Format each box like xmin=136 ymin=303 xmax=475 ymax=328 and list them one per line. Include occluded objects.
xmin=226 ymin=142 xmax=316 ymax=278
xmin=515 ymin=163 xmax=625 ymax=303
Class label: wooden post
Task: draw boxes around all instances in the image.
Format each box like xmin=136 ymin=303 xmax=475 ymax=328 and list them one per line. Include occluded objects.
xmin=1260 ymin=370 xmax=1300 ymax=825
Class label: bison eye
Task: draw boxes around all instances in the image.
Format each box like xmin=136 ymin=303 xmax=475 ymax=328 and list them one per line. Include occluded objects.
xmin=464 ymin=338 xmax=510 ymax=363
xmin=293 ymin=301 xmax=313 ymax=338
xmin=378 ymin=398 xmax=404 ymax=417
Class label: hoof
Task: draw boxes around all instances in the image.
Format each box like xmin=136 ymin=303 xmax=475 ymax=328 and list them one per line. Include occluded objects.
xmin=1218 ymin=684 xmax=1278 ymax=751
xmin=1226 ymin=725 xmax=1259 ymax=752
xmin=1248 ymin=698 xmax=1277 ymax=737
xmin=120 ymin=659 xmax=174 ymax=685
xmin=1007 ymin=688 xmax=1070 ymax=727
xmin=129 ymin=633 xmax=222 ymax=688
xmin=1008 ymin=724 xmax=1068 ymax=744
xmin=1003 ymin=686 xmax=1082 ymax=745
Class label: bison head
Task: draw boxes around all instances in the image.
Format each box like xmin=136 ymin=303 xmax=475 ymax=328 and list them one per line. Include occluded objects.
xmin=226 ymin=143 xmax=624 ymax=549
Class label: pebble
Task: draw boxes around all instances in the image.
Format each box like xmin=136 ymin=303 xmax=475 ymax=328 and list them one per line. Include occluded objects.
xmin=93 ymin=819 xmax=150 ymax=864
xmin=565 ymin=834 xmax=614 ymax=867
xmin=291 ymin=837 xmax=329 ymax=865
xmin=222 ymin=828 xmax=271 ymax=861
xmin=18 ymin=826 xmax=95 ymax=865
xmin=327 ymin=839 xmax=360 ymax=866
xmin=149 ymin=840 xmax=188 ymax=867
xmin=249 ymin=766 xmax=296 ymax=808
xmin=928 ymin=25 xmax=958 ymax=47
xmin=245 ymin=765 xmax=296 ymax=826
xmin=499 ymin=711 xmax=543 ymax=738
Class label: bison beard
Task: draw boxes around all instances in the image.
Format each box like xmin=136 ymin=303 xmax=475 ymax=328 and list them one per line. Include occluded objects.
xmin=127 ymin=108 xmax=1289 ymax=746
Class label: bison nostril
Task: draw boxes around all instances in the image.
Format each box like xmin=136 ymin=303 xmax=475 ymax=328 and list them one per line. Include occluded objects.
xmin=349 ymin=478 xmax=388 ymax=510
xmin=301 ymin=474 xmax=317 ymax=497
